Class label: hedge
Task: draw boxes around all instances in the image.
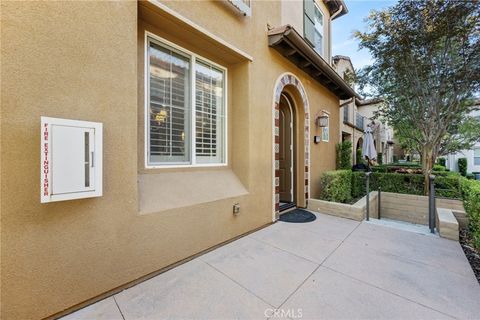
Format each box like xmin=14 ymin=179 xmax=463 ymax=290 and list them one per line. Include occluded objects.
xmin=350 ymin=172 xmax=462 ymax=199
xmin=336 ymin=141 xmax=352 ymax=170
xmin=435 ymin=175 xmax=462 ymax=199
xmin=458 ymin=157 xmax=467 ymax=176
xmin=433 ymin=164 xmax=446 ymax=171
xmin=438 ymin=158 xmax=446 ymax=167
xmin=460 ymin=179 xmax=480 ymax=249
xmin=353 ymin=172 xmax=423 ymax=197
xmin=319 ymin=170 xmax=352 ymax=203
xmin=356 ymin=148 xmax=364 ymax=165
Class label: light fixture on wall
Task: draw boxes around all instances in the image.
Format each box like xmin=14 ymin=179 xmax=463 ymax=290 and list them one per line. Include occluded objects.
xmin=316 ymin=115 xmax=329 ymax=127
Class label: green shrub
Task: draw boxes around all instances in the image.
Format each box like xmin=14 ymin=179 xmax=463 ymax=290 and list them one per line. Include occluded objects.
xmin=432 ymin=171 xmax=460 ymax=177
xmin=371 ymin=165 xmax=388 ymax=173
xmin=460 ymin=179 xmax=480 ymax=249
xmin=387 ymin=162 xmax=421 ymax=168
xmin=356 ymin=148 xmax=364 ymax=164
xmin=377 ymin=152 xmax=383 ymax=165
xmin=351 ymin=172 xmax=424 ymax=197
xmin=351 ymin=172 xmax=367 ymax=198
xmin=458 ymin=158 xmax=467 ymax=176
xmin=438 ymin=158 xmax=446 ymax=167
xmin=336 ymin=141 xmax=352 ymax=170
xmin=319 ymin=170 xmax=352 ymax=203
xmin=372 ymin=172 xmax=424 ymax=195
xmin=433 ymin=164 xmax=446 ymax=171
xmin=466 ymin=173 xmax=475 ymax=180
xmin=435 ymin=176 xmax=462 ymax=199
xmin=350 ymin=172 xmax=461 ymax=199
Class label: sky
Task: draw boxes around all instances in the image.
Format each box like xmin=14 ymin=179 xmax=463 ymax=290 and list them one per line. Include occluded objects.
xmin=332 ymin=0 xmax=398 ymax=70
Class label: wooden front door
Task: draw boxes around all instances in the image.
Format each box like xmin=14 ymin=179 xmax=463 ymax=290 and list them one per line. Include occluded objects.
xmin=279 ymin=94 xmax=294 ymax=204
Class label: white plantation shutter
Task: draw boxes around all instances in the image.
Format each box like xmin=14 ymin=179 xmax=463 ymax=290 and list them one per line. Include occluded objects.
xmin=195 ymin=61 xmax=225 ymax=163
xmin=313 ymin=5 xmax=324 ymax=56
xmin=146 ymin=36 xmax=226 ymax=166
xmin=148 ymin=41 xmax=190 ymax=164
xmin=304 ymin=0 xmax=315 ymax=46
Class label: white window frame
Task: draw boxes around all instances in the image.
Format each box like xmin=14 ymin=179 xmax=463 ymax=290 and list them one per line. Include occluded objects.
xmin=313 ymin=3 xmax=325 ymax=57
xmin=228 ymin=0 xmax=252 ymax=17
xmin=144 ymin=32 xmax=228 ymax=169
xmin=321 ymin=112 xmax=329 ymax=142
xmin=474 ymin=147 xmax=480 ymax=166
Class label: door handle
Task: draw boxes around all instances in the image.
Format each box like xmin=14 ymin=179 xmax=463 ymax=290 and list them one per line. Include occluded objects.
xmin=85 ymin=132 xmax=90 ymax=187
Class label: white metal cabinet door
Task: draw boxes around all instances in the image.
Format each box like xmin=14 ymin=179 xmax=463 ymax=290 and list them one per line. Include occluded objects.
xmin=51 ymin=125 xmax=95 ymax=195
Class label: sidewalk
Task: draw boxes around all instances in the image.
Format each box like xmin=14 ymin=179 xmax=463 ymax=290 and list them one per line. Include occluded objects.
xmin=62 ymin=212 xmax=480 ymax=319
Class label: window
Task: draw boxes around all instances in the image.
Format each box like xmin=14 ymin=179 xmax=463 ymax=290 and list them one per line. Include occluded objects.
xmin=304 ymin=0 xmax=325 ymax=57
xmin=322 ymin=114 xmax=329 ymax=142
xmin=228 ymin=0 xmax=251 ymax=16
xmin=313 ymin=3 xmax=324 ymax=56
xmin=343 ymin=105 xmax=349 ymax=123
xmin=474 ymin=148 xmax=480 ymax=166
xmin=146 ymin=35 xmax=226 ymax=167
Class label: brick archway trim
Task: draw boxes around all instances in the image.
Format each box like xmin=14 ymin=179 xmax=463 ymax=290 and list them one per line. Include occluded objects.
xmin=272 ymin=73 xmax=310 ymax=220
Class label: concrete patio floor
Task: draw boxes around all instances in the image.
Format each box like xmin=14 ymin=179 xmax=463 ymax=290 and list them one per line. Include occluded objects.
xmin=62 ymin=212 xmax=480 ymax=320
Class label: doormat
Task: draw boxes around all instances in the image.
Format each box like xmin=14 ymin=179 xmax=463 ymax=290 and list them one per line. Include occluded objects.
xmin=279 ymin=209 xmax=316 ymax=223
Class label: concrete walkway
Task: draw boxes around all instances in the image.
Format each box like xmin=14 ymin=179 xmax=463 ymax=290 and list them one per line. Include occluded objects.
xmin=62 ymin=213 xmax=480 ymax=320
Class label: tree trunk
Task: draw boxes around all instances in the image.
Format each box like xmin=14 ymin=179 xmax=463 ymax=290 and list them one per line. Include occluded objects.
xmin=422 ymin=146 xmax=434 ymax=195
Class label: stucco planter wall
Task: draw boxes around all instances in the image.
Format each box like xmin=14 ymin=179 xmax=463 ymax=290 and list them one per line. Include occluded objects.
xmin=309 ymin=191 xmax=465 ymax=243
xmin=380 ymin=192 xmax=467 ymax=227
xmin=308 ymin=191 xmax=378 ymax=221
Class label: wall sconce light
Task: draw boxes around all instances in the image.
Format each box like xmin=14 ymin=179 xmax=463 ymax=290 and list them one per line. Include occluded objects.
xmin=316 ymin=115 xmax=329 ymax=127
xmin=314 ymin=136 xmax=321 ymax=144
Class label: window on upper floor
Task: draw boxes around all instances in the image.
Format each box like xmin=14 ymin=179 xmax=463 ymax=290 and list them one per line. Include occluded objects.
xmin=228 ymin=0 xmax=251 ymax=17
xmin=146 ymin=35 xmax=226 ymax=167
xmin=313 ymin=3 xmax=324 ymax=56
xmin=474 ymin=148 xmax=480 ymax=166
xmin=343 ymin=105 xmax=349 ymax=123
xmin=304 ymin=0 xmax=325 ymax=58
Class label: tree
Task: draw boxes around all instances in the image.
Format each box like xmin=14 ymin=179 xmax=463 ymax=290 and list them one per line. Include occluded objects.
xmin=355 ymin=0 xmax=480 ymax=194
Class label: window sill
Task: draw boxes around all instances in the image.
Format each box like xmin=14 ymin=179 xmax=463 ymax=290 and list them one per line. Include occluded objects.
xmin=138 ymin=168 xmax=248 ymax=214
xmin=145 ymin=163 xmax=228 ymax=169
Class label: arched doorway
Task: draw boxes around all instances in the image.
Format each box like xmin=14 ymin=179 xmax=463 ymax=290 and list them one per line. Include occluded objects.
xmin=278 ymin=93 xmax=295 ymax=210
xmin=272 ymin=73 xmax=310 ymax=221
xmin=356 ymin=137 xmax=364 ymax=164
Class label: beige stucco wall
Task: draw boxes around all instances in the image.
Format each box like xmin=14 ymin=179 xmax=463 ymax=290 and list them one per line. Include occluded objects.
xmin=1 ymin=1 xmax=340 ymax=319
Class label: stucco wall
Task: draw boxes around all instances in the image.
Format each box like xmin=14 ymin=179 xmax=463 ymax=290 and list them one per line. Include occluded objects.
xmin=380 ymin=192 xmax=466 ymax=226
xmin=1 ymin=1 xmax=340 ymax=319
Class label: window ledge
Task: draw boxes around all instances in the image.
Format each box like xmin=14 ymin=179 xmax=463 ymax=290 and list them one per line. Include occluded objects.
xmin=138 ymin=169 xmax=248 ymax=214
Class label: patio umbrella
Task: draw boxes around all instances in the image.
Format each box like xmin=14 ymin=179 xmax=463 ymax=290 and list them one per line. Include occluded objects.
xmin=362 ymin=127 xmax=377 ymax=164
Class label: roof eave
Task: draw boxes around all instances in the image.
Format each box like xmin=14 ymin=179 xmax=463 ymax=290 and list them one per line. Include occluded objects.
xmin=268 ymin=25 xmax=356 ymax=100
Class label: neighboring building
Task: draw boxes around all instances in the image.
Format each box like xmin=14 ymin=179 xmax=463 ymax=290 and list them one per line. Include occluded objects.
xmin=1 ymin=0 xmax=355 ymax=319
xmin=445 ymin=108 xmax=480 ymax=174
xmin=332 ymin=55 xmax=365 ymax=164
xmin=356 ymin=98 xmax=395 ymax=164
xmin=392 ymin=136 xmax=406 ymax=161
xmin=332 ymin=56 xmax=394 ymax=164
